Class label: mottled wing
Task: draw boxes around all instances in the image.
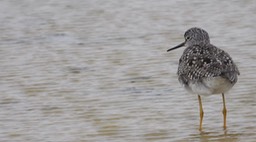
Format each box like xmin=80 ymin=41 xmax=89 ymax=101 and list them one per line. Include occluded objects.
xmin=177 ymin=44 xmax=239 ymax=85
xmin=213 ymin=46 xmax=240 ymax=83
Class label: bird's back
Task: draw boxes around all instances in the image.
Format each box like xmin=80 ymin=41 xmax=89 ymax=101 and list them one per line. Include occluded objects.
xmin=177 ymin=44 xmax=240 ymax=95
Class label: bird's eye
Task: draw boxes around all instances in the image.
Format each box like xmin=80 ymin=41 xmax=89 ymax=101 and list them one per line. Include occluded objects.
xmin=186 ymin=36 xmax=190 ymax=40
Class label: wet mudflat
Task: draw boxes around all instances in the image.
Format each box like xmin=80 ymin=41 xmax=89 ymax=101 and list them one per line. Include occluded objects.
xmin=0 ymin=0 xmax=255 ymax=141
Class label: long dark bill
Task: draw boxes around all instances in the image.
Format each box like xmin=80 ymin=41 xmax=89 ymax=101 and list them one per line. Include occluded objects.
xmin=167 ymin=42 xmax=185 ymax=52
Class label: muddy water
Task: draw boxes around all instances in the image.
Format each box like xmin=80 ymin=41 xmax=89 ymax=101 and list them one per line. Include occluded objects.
xmin=0 ymin=0 xmax=255 ymax=141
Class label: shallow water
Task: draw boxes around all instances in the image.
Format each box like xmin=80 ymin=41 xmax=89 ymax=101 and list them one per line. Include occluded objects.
xmin=0 ymin=0 xmax=255 ymax=141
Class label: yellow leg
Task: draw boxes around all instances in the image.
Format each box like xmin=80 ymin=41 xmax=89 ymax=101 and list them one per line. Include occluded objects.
xmin=222 ymin=93 xmax=227 ymax=129
xmin=198 ymin=95 xmax=204 ymax=130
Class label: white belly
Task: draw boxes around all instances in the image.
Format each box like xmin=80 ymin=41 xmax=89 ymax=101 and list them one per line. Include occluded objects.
xmin=182 ymin=77 xmax=234 ymax=96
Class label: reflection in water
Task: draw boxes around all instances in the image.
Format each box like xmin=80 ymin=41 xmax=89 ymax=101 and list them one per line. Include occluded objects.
xmin=198 ymin=130 xmax=240 ymax=142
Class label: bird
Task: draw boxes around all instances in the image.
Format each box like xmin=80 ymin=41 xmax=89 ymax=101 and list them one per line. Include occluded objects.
xmin=167 ymin=27 xmax=240 ymax=130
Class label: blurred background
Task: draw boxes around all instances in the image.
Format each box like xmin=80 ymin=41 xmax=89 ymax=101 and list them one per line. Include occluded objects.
xmin=0 ymin=0 xmax=255 ymax=141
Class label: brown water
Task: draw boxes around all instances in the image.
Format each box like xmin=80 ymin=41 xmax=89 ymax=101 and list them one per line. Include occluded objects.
xmin=0 ymin=0 xmax=255 ymax=141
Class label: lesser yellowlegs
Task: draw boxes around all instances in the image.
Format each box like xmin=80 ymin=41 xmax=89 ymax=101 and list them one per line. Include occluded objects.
xmin=167 ymin=27 xmax=240 ymax=130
